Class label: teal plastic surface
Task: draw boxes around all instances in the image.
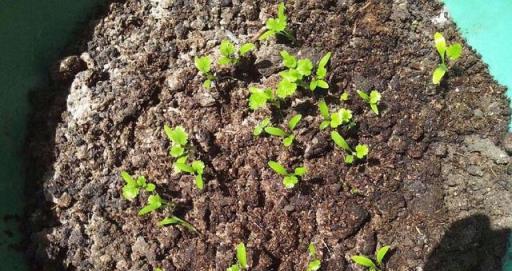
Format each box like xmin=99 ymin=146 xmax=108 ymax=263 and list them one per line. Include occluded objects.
xmin=443 ymin=1 xmax=512 ymax=269
xmin=0 ymin=1 xmax=104 ymax=270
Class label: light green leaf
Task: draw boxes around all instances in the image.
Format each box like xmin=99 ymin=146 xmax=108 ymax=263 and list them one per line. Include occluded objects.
xmin=446 ymin=43 xmax=462 ymax=61
xmin=307 ymin=260 xmax=321 ymax=271
xmin=283 ymin=175 xmax=299 ymax=188
xmin=316 ymin=67 xmax=327 ymax=79
xmin=355 ymin=144 xmax=369 ymax=159
xmin=344 ymin=155 xmax=354 ymax=164
xmin=376 ymin=245 xmax=390 ymax=266
xmin=309 ymin=80 xmax=318 ymax=91
xmin=288 ymin=114 xmax=302 ymax=130
xmin=138 ymin=195 xmax=163 ymax=216
xmin=330 ymin=111 xmax=342 ymax=128
xmin=236 ymin=243 xmax=248 ymax=269
xmin=351 ymin=255 xmax=376 ymax=268
xmin=340 ymin=91 xmax=349 ymax=101
xmin=357 ymin=90 xmax=369 ymax=102
xmin=248 ymin=87 xmax=272 ymax=110
xmin=369 ymin=90 xmax=381 ymax=104
xmin=297 ymin=59 xmax=313 ymax=76
xmin=319 ymin=120 xmax=330 ymax=130
xmin=283 ymin=135 xmax=295 ymax=147
xmin=294 ymin=167 xmax=307 ymax=177
xmin=253 ymin=118 xmax=271 ymax=136
xmin=195 ymin=174 xmax=204 ymax=190
xmin=259 ymin=30 xmax=275 ymax=41
xmin=308 ymin=243 xmax=316 ymax=257
xmin=316 ymin=80 xmax=329 ymax=89
xmin=194 ymin=56 xmax=212 ymax=74
xmin=220 ymin=40 xmax=236 ymax=57
xmin=268 ymin=161 xmax=288 ymax=176
xmin=370 ymin=103 xmax=379 ymax=115
xmin=192 ymin=160 xmax=205 ymax=175
xmin=277 ymin=2 xmax=286 ymax=21
xmin=279 ymin=69 xmax=301 ymax=82
xmin=339 ymin=108 xmax=353 ymax=124
xmin=434 ymin=32 xmax=446 ymax=62
xmin=159 ymin=216 xmax=197 ymax=232
xmin=145 ymin=183 xmax=156 ymax=192
xmin=175 ymin=161 xmax=194 ymax=174
xmin=331 ymin=131 xmax=352 ymax=152
xmin=266 ymin=17 xmax=286 ymax=32
xmin=122 ymin=186 xmax=139 ymax=201
xmin=219 ymin=56 xmax=232 ymax=66
xmin=276 ymin=79 xmax=297 ymax=99
xmin=318 ymin=52 xmax=332 ymax=68
xmin=280 ymin=50 xmax=297 ymax=69
xmin=226 ymin=265 xmax=240 ymax=271
xmin=240 ymin=43 xmax=256 ymax=56
xmin=165 ymin=125 xmax=188 ymax=146
xmin=432 ymin=64 xmax=447 ymax=85
xmin=203 ymin=79 xmax=212 ymax=89
xmin=121 ymin=171 xmax=135 ymax=185
xmin=318 ymin=99 xmax=330 ymax=119
xmin=264 ymin=126 xmax=287 ymax=137
xmin=170 ymin=145 xmax=185 ymax=158
xmin=136 ymin=176 xmax=147 ymax=187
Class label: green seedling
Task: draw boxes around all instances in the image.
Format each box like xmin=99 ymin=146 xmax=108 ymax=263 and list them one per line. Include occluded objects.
xmin=278 ymin=51 xmax=332 ymax=99
xmin=194 ymin=55 xmax=216 ymax=89
xmin=159 ymin=215 xmax=197 ymax=233
xmin=248 ymin=87 xmax=275 ymax=110
xmin=164 ymin=125 xmax=188 ymax=158
xmin=219 ymin=40 xmax=256 ymax=66
xmin=138 ymin=194 xmax=164 ymax=216
xmin=351 ymin=245 xmax=391 ymax=271
xmin=357 ymin=90 xmax=381 ymax=115
xmin=306 ymin=243 xmax=321 ymax=271
xmin=154 ymin=268 xmax=164 ymax=271
xmin=318 ymin=99 xmax=353 ymax=130
xmin=259 ymin=2 xmax=294 ymax=42
xmin=264 ymin=114 xmax=302 ymax=147
xmin=253 ymin=117 xmax=271 ymax=136
xmin=227 ymin=242 xmax=248 ymax=271
xmin=120 ymin=171 xmax=156 ymax=201
xmin=340 ymin=91 xmax=350 ymax=101
xmin=331 ymin=131 xmax=369 ymax=164
xmin=268 ymin=161 xmax=307 ymax=188
xmin=175 ymin=158 xmax=206 ymax=190
xmin=432 ymin=32 xmax=462 ymax=85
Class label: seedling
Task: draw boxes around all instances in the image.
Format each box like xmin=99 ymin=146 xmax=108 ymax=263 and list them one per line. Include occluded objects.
xmin=259 ymin=2 xmax=294 ymax=42
xmin=219 ymin=40 xmax=256 ymax=66
xmin=248 ymin=87 xmax=274 ymax=110
xmin=351 ymin=245 xmax=390 ymax=271
xmin=278 ymin=51 xmax=332 ymax=99
xmin=253 ymin=117 xmax=271 ymax=136
xmin=175 ymin=158 xmax=206 ymax=190
xmin=268 ymin=161 xmax=307 ymax=188
xmin=154 ymin=268 xmax=164 ymax=271
xmin=318 ymin=99 xmax=353 ymax=130
xmin=340 ymin=91 xmax=350 ymax=101
xmin=331 ymin=131 xmax=369 ymax=164
xmin=227 ymin=242 xmax=248 ymax=271
xmin=138 ymin=194 xmax=164 ymax=216
xmin=194 ymin=55 xmax=216 ymax=89
xmin=264 ymin=114 xmax=302 ymax=147
xmin=357 ymin=90 xmax=381 ymax=115
xmin=159 ymin=215 xmax=197 ymax=233
xmin=164 ymin=125 xmax=188 ymax=158
xmin=306 ymin=243 xmax=321 ymax=271
xmin=120 ymin=171 xmax=156 ymax=201
xmin=432 ymin=32 xmax=462 ymax=85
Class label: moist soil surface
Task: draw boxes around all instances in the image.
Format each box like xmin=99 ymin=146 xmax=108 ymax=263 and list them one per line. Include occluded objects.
xmin=26 ymin=0 xmax=512 ymax=270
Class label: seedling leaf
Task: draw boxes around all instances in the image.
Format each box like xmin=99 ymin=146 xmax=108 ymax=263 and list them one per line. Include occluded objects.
xmin=318 ymin=52 xmax=332 ymax=68
xmin=357 ymin=90 xmax=369 ymax=102
xmin=283 ymin=175 xmax=299 ymax=188
xmin=446 ymin=43 xmax=462 ymax=61
xmin=432 ymin=64 xmax=447 ymax=85
xmin=308 ymin=243 xmax=316 ymax=257
xmin=376 ymin=245 xmax=390 ymax=266
xmin=170 ymin=145 xmax=185 ymax=158
xmin=138 ymin=194 xmax=163 ymax=216
xmin=236 ymin=243 xmax=248 ymax=269
xmin=268 ymin=161 xmax=288 ymax=176
xmin=307 ymin=260 xmax=321 ymax=271
xmin=316 ymin=80 xmax=329 ymax=89
xmin=288 ymin=114 xmax=302 ymax=130
xmin=369 ymin=90 xmax=381 ymax=104
xmin=276 ymin=79 xmax=297 ymax=99
xmin=265 ymin=127 xmax=287 ymax=137
xmin=259 ymin=30 xmax=274 ymax=41
xmin=240 ymin=43 xmax=255 ymax=56
xmin=280 ymin=50 xmax=297 ymax=69
xmin=283 ymin=135 xmax=295 ymax=147
xmin=331 ymin=131 xmax=351 ymax=152
xmin=434 ymin=32 xmax=446 ymax=62
xmin=340 ymin=91 xmax=349 ymax=101
xmin=254 ymin=118 xmax=271 ymax=136
xmin=297 ymin=59 xmax=313 ymax=76
xmin=318 ymin=100 xmax=330 ymax=119
xmin=351 ymin=255 xmax=376 ymax=268
xmin=344 ymin=155 xmax=354 ymax=164
xmin=220 ymin=40 xmax=236 ymax=57
xmin=194 ymin=56 xmax=212 ymax=74
xmin=355 ymin=144 xmax=369 ymax=159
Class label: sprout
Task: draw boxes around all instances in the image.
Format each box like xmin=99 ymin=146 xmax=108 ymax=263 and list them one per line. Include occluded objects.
xmin=248 ymin=87 xmax=274 ymax=110
xmin=306 ymin=243 xmax=321 ymax=271
xmin=194 ymin=55 xmax=216 ymax=89
xmin=120 ymin=171 xmax=156 ymax=201
xmin=318 ymin=99 xmax=353 ymax=130
xmin=340 ymin=91 xmax=350 ymax=101
xmin=253 ymin=118 xmax=271 ymax=136
xmin=264 ymin=114 xmax=302 ymax=147
xmin=351 ymin=245 xmax=391 ymax=271
xmin=175 ymin=158 xmax=206 ymax=190
xmin=219 ymin=40 xmax=256 ymax=66
xmin=159 ymin=215 xmax=197 ymax=233
xmin=331 ymin=131 xmax=369 ymax=164
xmin=432 ymin=32 xmax=462 ymax=85
xmin=138 ymin=194 xmax=164 ymax=216
xmin=259 ymin=2 xmax=294 ymax=42
xmin=164 ymin=125 xmax=188 ymax=158
xmin=357 ymin=90 xmax=381 ymax=115
xmin=268 ymin=161 xmax=307 ymax=188
xmin=227 ymin=242 xmax=249 ymax=271
xmin=309 ymin=52 xmax=331 ymax=91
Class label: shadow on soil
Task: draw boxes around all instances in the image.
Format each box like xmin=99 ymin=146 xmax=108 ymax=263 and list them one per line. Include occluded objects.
xmin=424 ymin=214 xmax=510 ymax=271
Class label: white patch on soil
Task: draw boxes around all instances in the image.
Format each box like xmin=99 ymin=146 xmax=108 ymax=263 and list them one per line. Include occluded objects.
xmin=66 ymin=73 xmax=93 ymax=125
xmin=432 ymin=6 xmax=450 ymax=26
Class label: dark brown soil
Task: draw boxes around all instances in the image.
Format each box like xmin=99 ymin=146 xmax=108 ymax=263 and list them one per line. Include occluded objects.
xmin=26 ymin=0 xmax=511 ymax=270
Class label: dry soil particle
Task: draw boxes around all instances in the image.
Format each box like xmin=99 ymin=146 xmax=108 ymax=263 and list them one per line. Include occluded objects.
xmin=26 ymin=0 xmax=511 ymax=270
